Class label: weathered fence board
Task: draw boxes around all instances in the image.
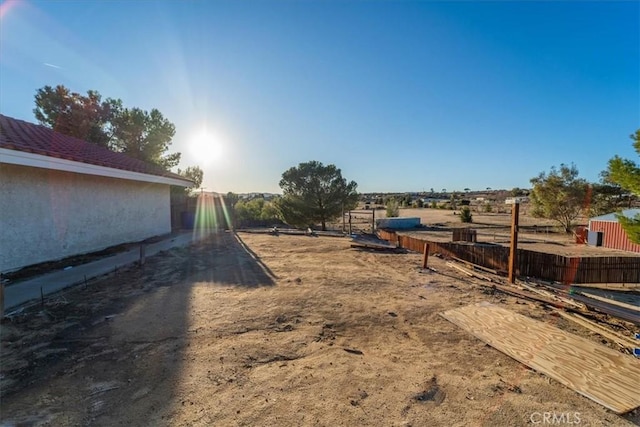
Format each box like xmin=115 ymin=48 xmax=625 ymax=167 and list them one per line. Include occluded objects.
xmin=378 ymin=230 xmax=640 ymax=284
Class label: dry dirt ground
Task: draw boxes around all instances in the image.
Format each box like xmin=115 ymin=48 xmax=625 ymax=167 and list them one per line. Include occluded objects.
xmin=347 ymin=208 xmax=640 ymax=258
xmin=1 ymin=232 xmax=639 ymax=426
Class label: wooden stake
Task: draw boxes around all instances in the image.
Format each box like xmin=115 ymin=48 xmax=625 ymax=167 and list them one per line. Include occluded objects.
xmin=0 ymin=278 xmax=4 ymax=319
xmin=508 ymin=202 xmax=520 ymax=283
xmin=139 ymin=244 xmax=146 ymax=266
xmin=422 ymin=243 xmax=430 ymax=269
xmin=372 ymin=208 xmax=375 ymax=232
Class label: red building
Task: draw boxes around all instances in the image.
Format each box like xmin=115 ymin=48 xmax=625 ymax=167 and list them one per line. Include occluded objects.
xmin=588 ymin=209 xmax=640 ymax=253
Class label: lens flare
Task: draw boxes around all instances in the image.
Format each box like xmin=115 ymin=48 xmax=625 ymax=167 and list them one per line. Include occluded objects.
xmin=192 ymin=192 xmax=233 ymax=240
xmin=0 ymin=0 xmax=19 ymax=19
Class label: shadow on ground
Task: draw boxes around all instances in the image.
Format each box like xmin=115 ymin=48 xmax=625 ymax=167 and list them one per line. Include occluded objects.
xmin=0 ymin=231 xmax=273 ymax=426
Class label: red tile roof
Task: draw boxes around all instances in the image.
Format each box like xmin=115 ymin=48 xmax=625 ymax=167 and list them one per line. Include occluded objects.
xmin=0 ymin=114 xmax=189 ymax=181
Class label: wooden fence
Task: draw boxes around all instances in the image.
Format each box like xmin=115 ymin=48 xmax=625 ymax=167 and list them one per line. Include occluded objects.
xmin=377 ymin=230 xmax=640 ymax=284
xmin=452 ymin=228 xmax=477 ymax=243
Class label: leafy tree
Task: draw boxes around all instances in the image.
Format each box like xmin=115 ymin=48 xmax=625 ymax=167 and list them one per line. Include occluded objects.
xmin=511 ymin=187 xmax=526 ymax=197
xmin=588 ymin=182 xmax=625 ymax=217
xmin=414 ymin=198 xmax=424 ymax=208
xmin=529 ymin=163 xmax=588 ymax=233
xmin=275 ymin=161 xmax=358 ymax=230
xmin=483 ymin=202 xmax=493 ymax=213
xmin=386 ymin=199 xmax=400 ymax=217
xmin=110 ymin=107 xmax=180 ymax=169
xmin=34 ymin=85 xmax=117 ymax=147
xmin=34 ymin=84 xmax=180 ymax=170
xmin=176 ymin=166 xmax=203 ymax=195
xmin=234 ymin=198 xmax=278 ymax=223
xmin=460 ymin=206 xmax=473 ymax=223
xmin=606 ymin=129 xmax=640 ymax=243
xmin=260 ymin=199 xmax=280 ymax=221
xmin=234 ymin=199 xmax=257 ymax=222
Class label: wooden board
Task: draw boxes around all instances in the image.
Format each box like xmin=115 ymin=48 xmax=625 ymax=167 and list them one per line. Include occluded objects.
xmin=441 ymin=303 xmax=640 ymax=414
xmin=350 ymin=235 xmax=396 ymax=250
xmin=580 ymin=292 xmax=640 ymax=313
xmin=553 ymin=310 xmax=638 ymax=350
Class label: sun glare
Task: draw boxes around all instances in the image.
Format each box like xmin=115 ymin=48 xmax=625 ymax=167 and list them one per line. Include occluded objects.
xmin=189 ymin=128 xmax=224 ymax=164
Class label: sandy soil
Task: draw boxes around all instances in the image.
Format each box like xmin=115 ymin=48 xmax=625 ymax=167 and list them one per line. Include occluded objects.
xmin=1 ymin=232 xmax=638 ymax=426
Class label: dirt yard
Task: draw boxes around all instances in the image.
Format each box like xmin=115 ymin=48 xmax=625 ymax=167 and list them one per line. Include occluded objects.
xmin=343 ymin=207 xmax=640 ymax=257
xmin=1 ymin=232 xmax=638 ymax=426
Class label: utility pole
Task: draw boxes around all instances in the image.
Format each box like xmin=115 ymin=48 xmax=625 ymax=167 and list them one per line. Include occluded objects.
xmin=508 ymin=202 xmax=520 ymax=283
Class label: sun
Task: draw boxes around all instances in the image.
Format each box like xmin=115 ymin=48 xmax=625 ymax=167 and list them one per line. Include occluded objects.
xmin=188 ymin=128 xmax=224 ymax=164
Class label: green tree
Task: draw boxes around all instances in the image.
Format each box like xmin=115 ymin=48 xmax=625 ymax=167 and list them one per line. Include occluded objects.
xmin=511 ymin=187 xmax=526 ymax=197
xmin=33 ymin=85 xmax=117 ymax=147
xmin=606 ymin=130 xmax=640 ymax=243
xmin=110 ymin=107 xmax=180 ymax=169
xmin=529 ymin=163 xmax=588 ymax=233
xmin=34 ymin=84 xmax=180 ymax=170
xmin=234 ymin=197 xmax=278 ymax=221
xmin=260 ymin=199 xmax=280 ymax=221
xmin=177 ymin=166 xmax=203 ymax=195
xmin=588 ymin=182 xmax=625 ymax=217
xmin=275 ymin=161 xmax=358 ymax=230
xmin=235 ymin=198 xmax=266 ymax=222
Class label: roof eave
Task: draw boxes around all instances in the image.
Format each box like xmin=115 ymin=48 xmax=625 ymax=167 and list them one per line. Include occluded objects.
xmin=0 ymin=147 xmax=193 ymax=187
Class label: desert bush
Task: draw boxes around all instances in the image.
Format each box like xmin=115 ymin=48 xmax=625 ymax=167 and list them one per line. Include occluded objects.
xmin=460 ymin=206 xmax=473 ymax=223
xmin=483 ymin=203 xmax=492 ymax=213
xmin=386 ymin=199 xmax=400 ymax=217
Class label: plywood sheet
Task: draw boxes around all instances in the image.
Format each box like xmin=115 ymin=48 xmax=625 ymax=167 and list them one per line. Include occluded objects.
xmin=441 ymin=303 xmax=640 ymax=414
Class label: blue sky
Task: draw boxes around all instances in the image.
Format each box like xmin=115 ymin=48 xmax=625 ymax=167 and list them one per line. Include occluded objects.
xmin=1 ymin=0 xmax=638 ymax=194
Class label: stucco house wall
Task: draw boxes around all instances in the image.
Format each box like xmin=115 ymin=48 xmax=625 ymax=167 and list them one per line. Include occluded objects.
xmin=0 ymin=163 xmax=171 ymax=272
xmin=0 ymin=114 xmax=193 ymax=273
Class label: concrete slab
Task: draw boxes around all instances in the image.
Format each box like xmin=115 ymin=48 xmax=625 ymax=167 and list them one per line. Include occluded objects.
xmin=3 ymin=231 xmax=207 ymax=313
